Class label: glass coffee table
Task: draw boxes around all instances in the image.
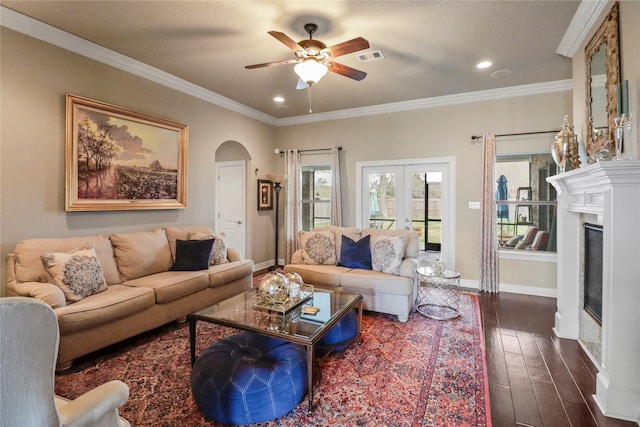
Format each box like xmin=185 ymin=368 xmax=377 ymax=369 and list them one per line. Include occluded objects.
xmin=188 ymin=287 xmax=363 ymax=410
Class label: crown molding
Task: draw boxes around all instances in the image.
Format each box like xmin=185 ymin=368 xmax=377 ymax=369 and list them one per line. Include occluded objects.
xmin=275 ymin=80 xmax=573 ymax=126
xmin=1 ymin=5 xmax=572 ymax=128
xmin=0 ymin=6 xmax=277 ymax=125
xmin=556 ymin=0 xmax=613 ymax=58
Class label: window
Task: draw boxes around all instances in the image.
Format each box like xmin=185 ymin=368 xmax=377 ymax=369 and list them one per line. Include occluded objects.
xmin=495 ymin=153 xmax=557 ymax=253
xmin=301 ymin=165 xmax=331 ymax=231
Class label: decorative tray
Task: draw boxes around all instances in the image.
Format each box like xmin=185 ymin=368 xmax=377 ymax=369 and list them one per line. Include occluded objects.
xmin=253 ymin=285 xmax=314 ymax=314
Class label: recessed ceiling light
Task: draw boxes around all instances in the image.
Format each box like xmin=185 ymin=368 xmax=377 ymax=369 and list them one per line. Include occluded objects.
xmin=273 ymin=96 xmax=285 ymax=103
xmin=476 ymin=61 xmax=492 ymax=69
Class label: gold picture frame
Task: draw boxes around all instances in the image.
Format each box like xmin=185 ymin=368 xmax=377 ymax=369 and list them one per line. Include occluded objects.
xmin=65 ymin=94 xmax=188 ymax=211
xmin=257 ymin=179 xmax=273 ymax=210
xmin=585 ymin=2 xmax=620 ymax=156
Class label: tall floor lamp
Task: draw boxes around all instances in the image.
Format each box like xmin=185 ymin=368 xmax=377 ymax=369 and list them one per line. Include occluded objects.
xmin=267 ymin=174 xmax=287 ymax=270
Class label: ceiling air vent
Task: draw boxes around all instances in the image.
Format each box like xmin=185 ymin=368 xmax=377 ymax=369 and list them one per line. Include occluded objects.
xmin=357 ymin=50 xmax=385 ymax=62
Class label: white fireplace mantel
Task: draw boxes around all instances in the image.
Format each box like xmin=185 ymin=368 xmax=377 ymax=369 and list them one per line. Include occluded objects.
xmin=547 ymin=160 xmax=640 ymax=423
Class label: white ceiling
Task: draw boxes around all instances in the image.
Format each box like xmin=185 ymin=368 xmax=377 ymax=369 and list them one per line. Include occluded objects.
xmin=1 ymin=1 xmax=580 ymax=120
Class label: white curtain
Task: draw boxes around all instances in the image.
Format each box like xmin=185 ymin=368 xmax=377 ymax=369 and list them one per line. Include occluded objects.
xmin=330 ymin=146 xmax=342 ymax=226
xmin=284 ymin=149 xmax=302 ymax=264
xmin=480 ymin=132 xmax=499 ymax=293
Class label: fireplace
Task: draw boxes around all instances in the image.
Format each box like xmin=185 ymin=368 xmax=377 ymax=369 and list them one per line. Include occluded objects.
xmin=583 ymin=223 xmax=602 ymax=324
xmin=547 ymin=161 xmax=640 ymax=422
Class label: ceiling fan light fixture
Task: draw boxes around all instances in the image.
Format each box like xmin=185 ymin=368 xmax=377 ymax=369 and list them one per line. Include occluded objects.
xmin=294 ymin=58 xmax=328 ymax=84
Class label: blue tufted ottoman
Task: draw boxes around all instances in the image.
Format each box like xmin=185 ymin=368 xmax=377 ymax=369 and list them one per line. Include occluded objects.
xmin=317 ymin=308 xmax=358 ymax=353
xmin=190 ymin=332 xmax=307 ymax=425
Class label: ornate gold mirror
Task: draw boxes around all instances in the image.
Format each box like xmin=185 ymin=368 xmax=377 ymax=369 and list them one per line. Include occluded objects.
xmin=585 ymin=2 xmax=620 ymax=156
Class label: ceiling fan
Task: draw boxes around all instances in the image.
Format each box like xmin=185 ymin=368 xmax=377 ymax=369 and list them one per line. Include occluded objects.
xmin=245 ymin=23 xmax=370 ymax=86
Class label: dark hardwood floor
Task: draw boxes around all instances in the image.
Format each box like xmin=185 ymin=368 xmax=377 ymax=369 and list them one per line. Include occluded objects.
xmin=478 ymin=292 xmax=636 ymax=427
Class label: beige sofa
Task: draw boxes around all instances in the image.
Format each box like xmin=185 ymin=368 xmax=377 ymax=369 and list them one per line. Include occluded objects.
xmin=284 ymin=226 xmax=418 ymax=322
xmin=6 ymin=226 xmax=253 ymax=370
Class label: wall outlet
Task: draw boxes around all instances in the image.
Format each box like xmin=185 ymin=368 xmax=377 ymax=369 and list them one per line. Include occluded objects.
xmin=468 ymin=201 xmax=481 ymax=209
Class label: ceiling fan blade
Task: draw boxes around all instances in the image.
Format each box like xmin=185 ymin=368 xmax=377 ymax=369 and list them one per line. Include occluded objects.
xmin=296 ymin=78 xmax=309 ymax=90
xmin=327 ymin=61 xmax=367 ymax=81
xmin=268 ymin=31 xmax=304 ymax=52
xmin=324 ymin=37 xmax=370 ymax=58
xmin=245 ymin=59 xmax=299 ymax=69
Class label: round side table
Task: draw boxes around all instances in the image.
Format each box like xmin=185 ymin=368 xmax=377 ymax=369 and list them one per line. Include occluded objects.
xmin=415 ymin=267 xmax=461 ymax=320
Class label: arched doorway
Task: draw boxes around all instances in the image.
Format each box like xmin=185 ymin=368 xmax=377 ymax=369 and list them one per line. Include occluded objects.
xmin=215 ymin=141 xmax=251 ymax=257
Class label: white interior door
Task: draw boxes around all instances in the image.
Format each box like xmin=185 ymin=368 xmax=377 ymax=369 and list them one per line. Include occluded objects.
xmin=215 ymin=161 xmax=246 ymax=257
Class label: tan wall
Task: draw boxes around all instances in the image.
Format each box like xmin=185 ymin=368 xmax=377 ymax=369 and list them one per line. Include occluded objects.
xmin=0 ymin=28 xmax=278 ymax=295
xmin=275 ymin=92 xmax=572 ymax=289
xmin=13 ymin=6 xmax=635 ymax=296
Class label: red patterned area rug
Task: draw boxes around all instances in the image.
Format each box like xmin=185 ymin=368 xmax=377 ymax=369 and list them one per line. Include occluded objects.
xmin=55 ymin=293 xmax=490 ymax=427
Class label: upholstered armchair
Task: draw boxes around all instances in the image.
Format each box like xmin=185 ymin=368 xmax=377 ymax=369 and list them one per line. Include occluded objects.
xmin=0 ymin=297 xmax=130 ymax=427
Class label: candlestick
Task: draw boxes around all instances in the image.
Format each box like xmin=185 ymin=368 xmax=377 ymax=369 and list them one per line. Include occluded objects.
xmin=622 ymin=79 xmax=629 ymax=115
xmin=617 ymin=84 xmax=623 ymax=116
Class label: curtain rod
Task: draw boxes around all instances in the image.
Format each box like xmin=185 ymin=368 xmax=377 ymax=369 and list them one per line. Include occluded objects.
xmin=275 ymin=146 xmax=342 ymax=154
xmin=470 ymin=130 xmax=559 ymax=144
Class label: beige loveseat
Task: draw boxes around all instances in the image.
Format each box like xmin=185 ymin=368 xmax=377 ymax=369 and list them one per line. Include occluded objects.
xmin=6 ymin=226 xmax=253 ymax=370
xmin=284 ymin=226 xmax=418 ymax=322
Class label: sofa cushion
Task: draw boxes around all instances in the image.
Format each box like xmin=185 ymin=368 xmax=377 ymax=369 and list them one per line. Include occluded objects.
xmin=299 ymin=230 xmax=337 ymax=265
xmin=55 ymin=284 xmax=156 ymax=335
xmin=338 ymin=234 xmax=372 ymax=270
xmin=13 ymin=235 xmax=120 ymax=285
xmin=188 ymin=232 xmax=228 ymax=265
xmin=207 ymin=260 xmax=255 ymax=288
xmin=522 ymin=226 xmax=539 ymax=246
xmin=110 ymin=229 xmax=173 ymax=281
xmin=170 ymin=239 xmax=214 ymax=271
xmin=505 ymin=235 xmax=522 ymax=247
xmin=340 ymin=269 xmax=414 ymax=296
xmin=123 ymin=270 xmax=209 ymax=304
xmin=283 ymin=264 xmax=350 ymax=288
xmin=164 ymin=225 xmax=217 ymax=260
xmin=41 ymin=246 xmax=108 ymax=303
xmin=371 ymin=234 xmax=407 ymax=275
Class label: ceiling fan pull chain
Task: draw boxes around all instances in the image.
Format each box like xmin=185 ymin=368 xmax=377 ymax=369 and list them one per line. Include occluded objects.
xmin=308 ymin=85 xmax=313 ymax=114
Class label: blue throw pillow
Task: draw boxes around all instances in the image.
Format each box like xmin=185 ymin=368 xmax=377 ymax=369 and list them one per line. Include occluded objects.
xmin=338 ymin=234 xmax=372 ymax=270
xmin=170 ymin=238 xmax=214 ymax=271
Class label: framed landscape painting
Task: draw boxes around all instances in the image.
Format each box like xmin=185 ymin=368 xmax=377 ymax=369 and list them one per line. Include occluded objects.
xmin=65 ymin=94 xmax=188 ymax=211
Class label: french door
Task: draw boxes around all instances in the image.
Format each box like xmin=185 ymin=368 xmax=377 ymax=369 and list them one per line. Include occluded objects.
xmin=357 ymin=158 xmax=454 ymax=268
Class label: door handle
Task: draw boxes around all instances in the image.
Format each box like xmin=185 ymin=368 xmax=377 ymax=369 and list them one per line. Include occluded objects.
xmin=235 ymin=220 xmax=242 ymax=225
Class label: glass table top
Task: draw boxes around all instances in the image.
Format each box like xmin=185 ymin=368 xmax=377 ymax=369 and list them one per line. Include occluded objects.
xmin=190 ymin=288 xmax=361 ymax=344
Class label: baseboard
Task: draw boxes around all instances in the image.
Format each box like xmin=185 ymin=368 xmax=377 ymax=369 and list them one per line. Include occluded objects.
xmin=254 ymin=269 xmax=558 ymax=298
xmin=252 ymin=259 xmax=285 ymax=273
xmin=461 ymin=279 xmax=557 ymax=298
xmin=253 ymin=260 xmax=274 ymax=273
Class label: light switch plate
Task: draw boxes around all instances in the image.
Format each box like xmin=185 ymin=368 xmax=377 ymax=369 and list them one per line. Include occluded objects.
xmin=468 ymin=201 xmax=481 ymax=209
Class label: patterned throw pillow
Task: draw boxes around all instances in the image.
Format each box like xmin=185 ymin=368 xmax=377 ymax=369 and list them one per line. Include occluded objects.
xmin=371 ymin=234 xmax=407 ymax=275
xmin=41 ymin=246 xmax=107 ymax=303
xmin=299 ymin=230 xmax=337 ymax=265
xmin=187 ymin=232 xmax=228 ymax=265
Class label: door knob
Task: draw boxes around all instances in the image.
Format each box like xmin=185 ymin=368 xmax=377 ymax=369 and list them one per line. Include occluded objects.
xmin=235 ymin=220 xmax=242 ymax=225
